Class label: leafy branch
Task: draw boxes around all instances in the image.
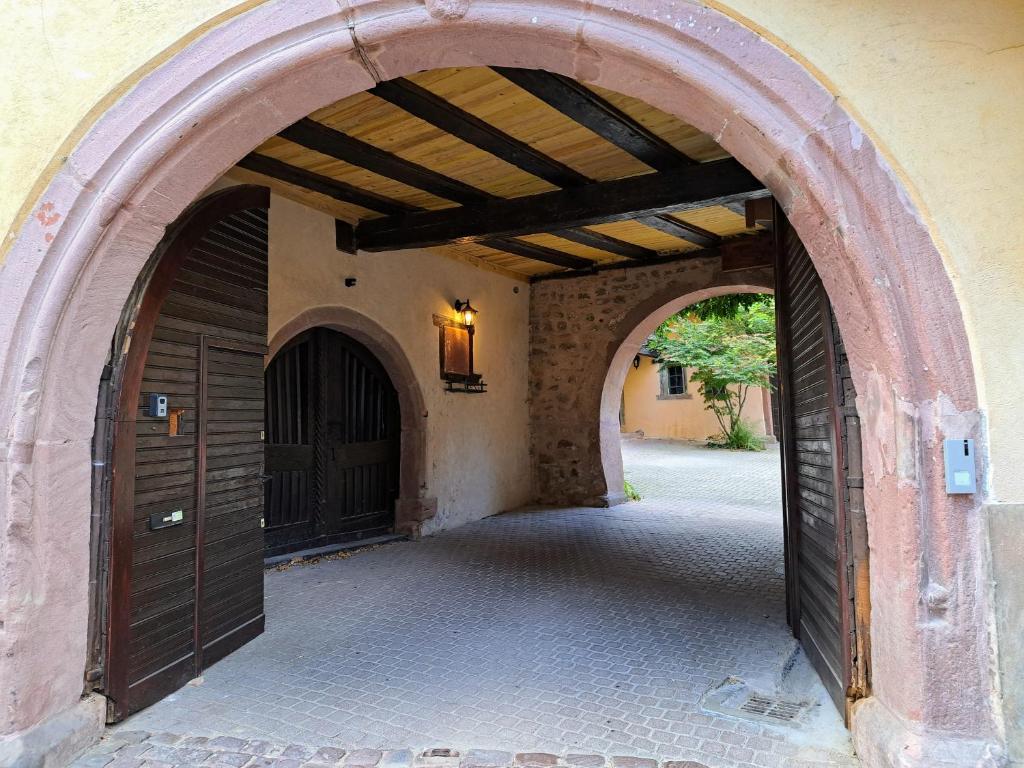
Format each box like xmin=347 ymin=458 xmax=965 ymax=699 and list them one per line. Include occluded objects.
xmin=648 ymin=295 xmax=776 ymax=449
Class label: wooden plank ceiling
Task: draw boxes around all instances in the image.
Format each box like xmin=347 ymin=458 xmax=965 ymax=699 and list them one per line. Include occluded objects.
xmin=228 ymin=66 xmax=769 ymax=279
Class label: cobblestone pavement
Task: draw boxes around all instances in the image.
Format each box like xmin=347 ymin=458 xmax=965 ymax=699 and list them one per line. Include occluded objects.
xmin=86 ymin=438 xmax=856 ymax=768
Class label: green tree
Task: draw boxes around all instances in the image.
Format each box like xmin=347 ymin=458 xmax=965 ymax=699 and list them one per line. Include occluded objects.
xmin=648 ymin=295 xmax=776 ymax=450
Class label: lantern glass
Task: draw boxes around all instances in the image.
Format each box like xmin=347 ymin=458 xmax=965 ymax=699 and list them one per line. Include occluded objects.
xmin=455 ymin=300 xmax=477 ymax=327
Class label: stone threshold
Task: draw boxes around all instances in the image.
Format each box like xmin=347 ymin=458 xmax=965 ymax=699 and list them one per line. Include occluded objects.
xmin=73 ymin=731 xmax=711 ymax=768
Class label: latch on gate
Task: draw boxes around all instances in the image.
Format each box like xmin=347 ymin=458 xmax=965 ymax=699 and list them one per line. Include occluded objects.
xmin=149 ymin=509 xmax=184 ymax=530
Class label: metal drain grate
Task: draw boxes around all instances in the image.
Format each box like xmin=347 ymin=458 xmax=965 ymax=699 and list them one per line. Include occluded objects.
xmin=700 ymin=677 xmax=813 ymax=728
xmin=423 ymin=749 xmax=459 ymax=758
xmin=739 ymin=694 xmax=807 ymax=723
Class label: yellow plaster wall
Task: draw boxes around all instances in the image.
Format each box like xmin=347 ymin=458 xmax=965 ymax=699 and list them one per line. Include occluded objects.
xmin=0 ymin=0 xmax=251 ymax=256
xmin=0 ymin=0 xmax=1021 ymax=498
xmin=621 ymin=356 xmax=768 ymax=441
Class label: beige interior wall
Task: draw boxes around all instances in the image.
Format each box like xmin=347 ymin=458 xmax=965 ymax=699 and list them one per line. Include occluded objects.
xmin=621 ymin=355 xmax=768 ymax=441
xmin=267 ymin=193 xmax=532 ymax=533
xmin=0 ymin=1 xmax=1021 ymax=499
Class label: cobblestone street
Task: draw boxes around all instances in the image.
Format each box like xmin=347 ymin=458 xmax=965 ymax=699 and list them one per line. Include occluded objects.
xmin=85 ymin=438 xmax=856 ymax=768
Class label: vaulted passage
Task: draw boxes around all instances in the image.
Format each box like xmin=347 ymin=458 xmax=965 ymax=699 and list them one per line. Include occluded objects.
xmin=2 ymin=2 xmax=1002 ymax=765
xmin=79 ymin=61 xmax=884 ymax=768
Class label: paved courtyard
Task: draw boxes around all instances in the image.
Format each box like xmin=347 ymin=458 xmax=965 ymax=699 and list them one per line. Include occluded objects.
xmin=87 ymin=438 xmax=856 ymax=768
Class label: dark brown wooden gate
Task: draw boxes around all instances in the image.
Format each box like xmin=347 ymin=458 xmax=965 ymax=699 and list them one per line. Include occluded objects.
xmin=775 ymin=209 xmax=870 ymax=717
xmin=264 ymin=328 xmax=399 ymax=556
xmin=105 ymin=186 xmax=269 ymax=719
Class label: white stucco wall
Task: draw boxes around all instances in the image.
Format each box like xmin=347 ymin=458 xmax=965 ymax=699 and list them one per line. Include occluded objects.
xmin=267 ymin=193 xmax=532 ymax=533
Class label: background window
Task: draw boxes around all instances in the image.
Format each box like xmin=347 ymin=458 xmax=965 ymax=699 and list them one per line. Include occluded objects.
xmin=666 ymin=364 xmax=686 ymax=395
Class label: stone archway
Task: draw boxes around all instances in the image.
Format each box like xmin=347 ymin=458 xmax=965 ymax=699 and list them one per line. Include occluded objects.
xmin=0 ymin=1 xmax=995 ymax=764
xmin=268 ymin=307 xmax=435 ymax=534
xmin=529 ymin=244 xmax=773 ymax=507
xmin=601 ymin=284 xmax=774 ymax=508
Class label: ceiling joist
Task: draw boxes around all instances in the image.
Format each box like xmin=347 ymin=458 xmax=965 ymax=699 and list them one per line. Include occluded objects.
xmin=370 ymin=78 xmax=591 ymax=188
xmin=355 ymin=158 xmax=764 ymax=252
xmin=235 ymin=153 xmax=413 ymax=216
xmin=237 ymin=67 xmax=769 ymax=274
xmin=491 ymin=68 xmax=733 ymax=249
xmin=492 ymin=67 xmax=691 ymax=172
xmin=281 ymin=117 xmax=492 ymax=204
xmin=279 ymin=116 xmax=656 ymax=263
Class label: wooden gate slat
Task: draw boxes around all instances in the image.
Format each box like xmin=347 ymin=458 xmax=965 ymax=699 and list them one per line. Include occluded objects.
xmin=105 ymin=187 xmax=268 ymax=721
xmin=776 ymin=205 xmax=869 ymax=718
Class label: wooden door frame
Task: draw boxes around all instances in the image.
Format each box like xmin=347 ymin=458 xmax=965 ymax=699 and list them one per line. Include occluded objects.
xmin=104 ymin=185 xmax=269 ymax=720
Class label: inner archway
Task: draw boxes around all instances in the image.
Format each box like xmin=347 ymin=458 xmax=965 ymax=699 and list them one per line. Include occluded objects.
xmin=268 ymin=308 xmax=432 ymax=537
xmin=599 ymin=284 xmax=775 ymax=506
xmin=0 ymin=3 xmax=995 ymax=765
xmin=264 ymin=327 xmax=402 ymax=556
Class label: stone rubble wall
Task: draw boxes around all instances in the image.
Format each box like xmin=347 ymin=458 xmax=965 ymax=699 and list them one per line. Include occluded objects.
xmin=528 ymin=237 xmax=774 ymax=506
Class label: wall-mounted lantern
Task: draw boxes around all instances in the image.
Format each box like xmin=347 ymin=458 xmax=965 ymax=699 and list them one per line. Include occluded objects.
xmin=432 ymin=299 xmax=486 ymax=394
xmin=453 ymin=299 xmax=478 ymax=327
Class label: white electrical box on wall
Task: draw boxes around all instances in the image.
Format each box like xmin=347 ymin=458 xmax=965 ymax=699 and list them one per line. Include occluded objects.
xmin=943 ymin=439 xmax=977 ymax=494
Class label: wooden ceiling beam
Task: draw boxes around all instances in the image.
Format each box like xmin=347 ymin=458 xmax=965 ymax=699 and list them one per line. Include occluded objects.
xmin=280 ymin=118 xmax=492 ymax=204
xmin=370 ymin=78 xmax=589 ymax=189
xmin=493 ymin=67 xmax=691 ymax=172
xmin=530 ymin=231 xmax=772 ymax=283
xmin=493 ymin=68 xmax=735 ymax=249
xmin=370 ymin=75 xmax=756 ymax=253
xmin=236 ymin=153 xmax=415 ymax=217
xmin=238 ymin=152 xmax=597 ymax=269
xmin=635 ymin=215 xmax=720 ymax=249
xmin=552 ymin=228 xmax=658 ymax=260
xmin=480 ymin=238 xmax=594 ymax=269
xmin=356 ymin=158 xmax=764 ymax=252
xmin=279 ymin=117 xmax=658 ymax=261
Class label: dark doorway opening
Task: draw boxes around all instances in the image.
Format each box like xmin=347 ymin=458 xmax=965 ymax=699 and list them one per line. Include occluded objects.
xmin=264 ymin=327 xmax=400 ymax=557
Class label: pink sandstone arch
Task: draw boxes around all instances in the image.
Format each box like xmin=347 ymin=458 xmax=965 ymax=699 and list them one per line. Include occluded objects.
xmin=599 ymin=284 xmax=774 ymax=505
xmin=268 ymin=307 xmax=434 ymax=534
xmin=0 ymin=1 xmax=996 ymax=764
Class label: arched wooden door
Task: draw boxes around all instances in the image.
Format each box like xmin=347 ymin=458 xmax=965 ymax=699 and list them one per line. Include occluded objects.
xmin=264 ymin=328 xmax=400 ymax=556
xmin=104 ymin=186 xmax=270 ymax=719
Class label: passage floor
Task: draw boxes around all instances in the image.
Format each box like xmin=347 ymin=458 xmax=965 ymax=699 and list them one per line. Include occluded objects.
xmin=96 ymin=438 xmax=856 ymax=768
